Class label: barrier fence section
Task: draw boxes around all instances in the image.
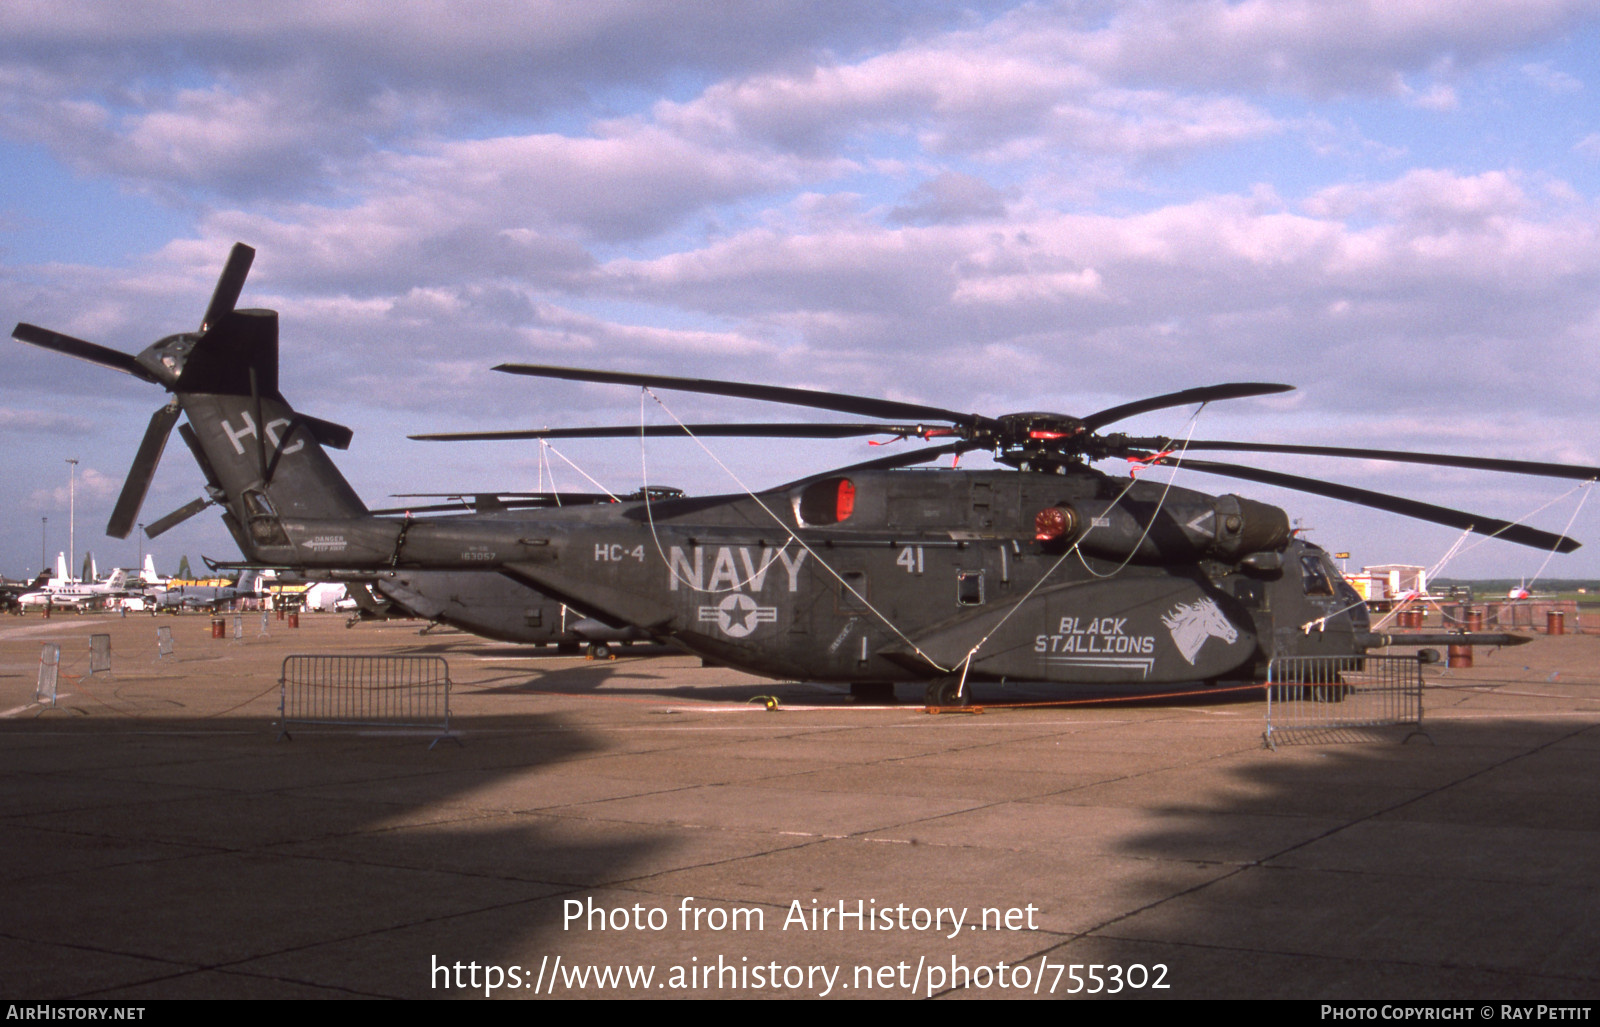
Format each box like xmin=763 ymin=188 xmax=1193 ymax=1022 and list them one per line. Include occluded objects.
xmin=1264 ymin=653 xmax=1429 ymax=750
xmin=89 ymin=633 xmax=111 ymax=676
xmin=278 ymin=654 xmax=454 ymax=746
xmin=36 ymin=643 xmax=60 ymax=706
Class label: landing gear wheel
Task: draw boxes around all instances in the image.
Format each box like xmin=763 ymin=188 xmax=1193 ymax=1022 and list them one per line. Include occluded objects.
xmin=585 ymin=642 xmax=613 ymax=661
xmin=926 ymin=677 xmax=969 ymax=707
xmin=850 ymin=682 xmax=895 ymax=704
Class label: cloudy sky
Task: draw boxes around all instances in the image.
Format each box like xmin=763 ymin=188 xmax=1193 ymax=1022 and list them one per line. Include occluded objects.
xmin=3 ymin=0 xmax=1598 ymax=584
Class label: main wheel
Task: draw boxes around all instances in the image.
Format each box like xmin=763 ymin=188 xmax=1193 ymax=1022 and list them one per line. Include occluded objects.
xmin=925 ymin=677 xmax=969 ymax=707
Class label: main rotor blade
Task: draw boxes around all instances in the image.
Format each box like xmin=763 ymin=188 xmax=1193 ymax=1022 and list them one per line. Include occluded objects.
xmin=13 ymin=323 xmax=163 ymax=384
xmin=495 ymin=363 xmax=974 ymax=424
xmin=107 ymin=404 xmax=181 ymax=539
xmin=1154 ymin=456 xmax=1581 ymax=553
xmin=145 ymin=497 xmax=212 ymax=538
xmin=1080 ymin=383 xmax=1294 ymax=432
xmin=778 ymin=441 xmax=977 ymax=489
xmin=1125 ymin=438 xmax=1600 ymax=482
xmin=411 ymin=422 xmax=922 ymax=442
xmin=201 ymin=243 xmax=255 ymax=331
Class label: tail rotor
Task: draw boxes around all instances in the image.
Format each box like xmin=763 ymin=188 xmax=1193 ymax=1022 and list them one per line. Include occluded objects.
xmin=11 ymin=242 xmax=331 ymax=540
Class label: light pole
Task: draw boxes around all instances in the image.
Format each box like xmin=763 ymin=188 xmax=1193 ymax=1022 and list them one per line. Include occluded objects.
xmin=41 ymin=517 xmax=47 ymax=577
xmin=66 ymin=458 xmax=78 ymax=582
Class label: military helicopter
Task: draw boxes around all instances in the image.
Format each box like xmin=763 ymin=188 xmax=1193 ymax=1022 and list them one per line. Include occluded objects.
xmin=13 ymin=243 xmax=1597 ymax=705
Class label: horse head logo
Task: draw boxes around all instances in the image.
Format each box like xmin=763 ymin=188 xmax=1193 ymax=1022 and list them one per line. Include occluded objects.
xmin=1161 ymin=597 xmax=1238 ymax=665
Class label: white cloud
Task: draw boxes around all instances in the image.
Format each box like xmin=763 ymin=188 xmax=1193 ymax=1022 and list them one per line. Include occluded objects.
xmin=1048 ymin=0 xmax=1596 ymax=96
xmin=1522 ymin=60 xmax=1583 ymax=94
xmin=0 ymin=407 xmax=96 ymax=433
xmin=27 ymin=466 xmax=122 ymax=510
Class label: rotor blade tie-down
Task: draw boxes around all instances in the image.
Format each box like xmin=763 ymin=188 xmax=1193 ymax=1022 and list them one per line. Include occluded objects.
xmin=1076 ymin=408 xmax=1204 ymax=582
xmin=1521 ymin=479 xmax=1594 ymax=589
xmin=1347 ymin=478 xmax=1596 ymax=636
xmin=632 ymin=389 xmax=794 ymax=595
xmin=1303 ymin=478 xmax=1594 ymax=634
xmin=540 ymin=439 xmax=621 ymax=502
xmin=1126 ymin=449 xmax=1175 ymax=479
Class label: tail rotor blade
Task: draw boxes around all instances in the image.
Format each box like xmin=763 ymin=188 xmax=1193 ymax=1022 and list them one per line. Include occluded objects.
xmin=145 ymin=497 xmax=212 ymax=538
xmin=106 ymin=405 xmax=181 ymax=539
xmin=13 ymin=323 xmax=163 ymax=384
xmin=200 ymin=243 xmax=256 ymax=331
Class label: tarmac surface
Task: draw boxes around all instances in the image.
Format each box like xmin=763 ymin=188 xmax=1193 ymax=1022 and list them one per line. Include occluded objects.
xmin=1 ymin=610 xmax=1596 ymax=1000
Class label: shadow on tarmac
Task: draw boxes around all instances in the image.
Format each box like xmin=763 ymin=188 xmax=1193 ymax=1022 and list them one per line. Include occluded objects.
xmin=1093 ymin=717 xmax=1600 ymax=998
xmin=0 ymin=709 xmax=669 ymax=998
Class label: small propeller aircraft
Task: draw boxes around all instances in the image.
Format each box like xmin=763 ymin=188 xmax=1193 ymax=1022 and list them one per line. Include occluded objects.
xmin=14 ymin=243 xmax=1598 ymax=703
xmin=0 ymin=570 xmax=52 ymax=615
xmin=16 ymin=560 xmax=129 ymax=612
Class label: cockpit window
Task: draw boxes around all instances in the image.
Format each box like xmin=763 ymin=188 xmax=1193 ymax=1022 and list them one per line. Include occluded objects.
xmin=797 ymin=477 xmax=855 ymax=526
xmin=1300 ymin=555 xmax=1335 ymax=597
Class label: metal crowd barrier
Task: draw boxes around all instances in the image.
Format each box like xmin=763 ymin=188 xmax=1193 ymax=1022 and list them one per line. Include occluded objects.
xmin=277 ymin=654 xmax=456 ymax=747
xmin=1264 ymin=653 xmax=1430 ymax=750
xmin=89 ymin=633 xmax=112 ymax=676
xmin=36 ymin=643 xmax=60 ymax=707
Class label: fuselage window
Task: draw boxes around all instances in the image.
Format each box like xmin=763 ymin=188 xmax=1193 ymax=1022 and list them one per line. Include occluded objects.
xmin=839 ymin=570 xmax=868 ymax=612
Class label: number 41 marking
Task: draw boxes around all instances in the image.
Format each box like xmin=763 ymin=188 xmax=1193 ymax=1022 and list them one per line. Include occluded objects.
xmin=896 ymin=546 xmax=924 ymax=574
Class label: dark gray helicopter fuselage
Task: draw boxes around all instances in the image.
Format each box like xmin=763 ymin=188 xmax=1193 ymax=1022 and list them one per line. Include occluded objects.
xmin=200 ymin=383 xmax=1368 ymax=687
